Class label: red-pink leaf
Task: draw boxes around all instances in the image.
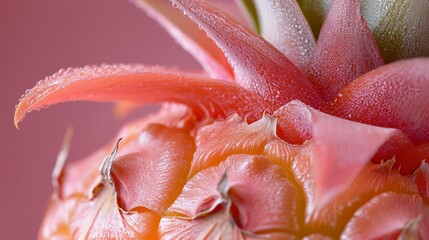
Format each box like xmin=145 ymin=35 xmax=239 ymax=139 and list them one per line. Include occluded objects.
xmin=254 ymin=0 xmax=316 ymax=70
xmin=323 ymin=58 xmax=429 ymax=145
xmin=305 ymin=0 xmax=384 ymax=102
xmin=172 ymin=0 xmax=323 ymax=109
xmin=14 ymin=64 xmax=268 ymax=127
xmin=132 ymin=0 xmax=233 ymax=81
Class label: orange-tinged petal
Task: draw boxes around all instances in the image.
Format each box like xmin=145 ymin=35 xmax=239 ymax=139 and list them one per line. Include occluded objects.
xmin=253 ymin=0 xmax=316 ymax=70
xmin=305 ymin=0 xmax=384 ymax=102
xmin=191 ymin=114 xmax=277 ymax=176
xmin=111 ymin=124 xmax=195 ymax=213
xmin=172 ymin=0 xmax=323 ymax=110
xmin=14 ymin=64 xmax=268 ymax=127
xmin=113 ymin=101 xmax=143 ymax=118
xmin=341 ymin=192 xmax=428 ymax=240
xmin=39 ymin=198 xmax=77 ymax=239
xmin=308 ymin=160 xmax=418 ymax=235
xmin=132 ymin=0 xmax=233 ymax=81
xmin=324 ymin=58 xmax=429 ymax=145
xmin=162 ymin=155 xmax=300 ymax=237
xmin=416 ymin=162 xmax=429 ymax=203
xmin=302 ymin=234 xmax=334 ymax=240
xmin=70 ymin=185 xmax=159 ymax=239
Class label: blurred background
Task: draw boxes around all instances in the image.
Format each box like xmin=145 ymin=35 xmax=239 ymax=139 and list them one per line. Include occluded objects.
xmin=0 ymin=0 xmax=200 ymax=238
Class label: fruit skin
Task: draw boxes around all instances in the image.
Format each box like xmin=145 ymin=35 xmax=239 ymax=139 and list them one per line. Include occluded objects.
xmin=14 ymin=0 xmax=429 ymax=239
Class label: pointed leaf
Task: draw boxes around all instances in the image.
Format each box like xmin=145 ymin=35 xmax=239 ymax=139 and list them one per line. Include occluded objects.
xmin=14 ymin=64 xmax=268 ymax=127
xmin=172 ymin=0 xmax=323 ymax=109
xmin=299 ymin=0 xmax=429 ymax=62
xmin=274 ymin=100 xmax=411 ymax=164
xmin=360 ymin=0 xmax=429 ymax=62
xmin=253 ymin=0 xmax=316 ymax=70
xmin=305 ymin=0 xmax=384 ymax=102
xmin=310 ymin=108 xmax=400 ymax=208
xmin=132 ymin=0 xmax=233 ymax=80
xmin=324 ymin=58 xmax=429 ymax=145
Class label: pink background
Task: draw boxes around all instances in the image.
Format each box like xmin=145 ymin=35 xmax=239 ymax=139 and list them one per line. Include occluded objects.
xmin=0 ymin=0 xmax=198 ymax=238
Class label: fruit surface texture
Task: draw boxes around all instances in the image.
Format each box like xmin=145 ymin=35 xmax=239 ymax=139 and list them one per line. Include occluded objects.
xmin=15 ymin=0 xmax=429 ymax=239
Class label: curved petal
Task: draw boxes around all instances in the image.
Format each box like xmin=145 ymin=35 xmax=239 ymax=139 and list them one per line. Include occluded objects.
xmin=191 ymin=114 xmax=277 ymax=176
xmin=56 ymin=104 xmax=196 ymax=201
xmin=70 ymin=185 xmax=160 ymax=239
xmin=162 ymin=155 xmax=300 ymax=237
xmin=308 ymin=160 xmax=418 ymax=232
xmin=341 ymin=192 xmax=428 ymax=240
xmin=14 ymin=64 xmax=268 ymax=127
xmin=111 ymin=124 xmax=195 ymax=213
xmin=253 ymin=0 xmax=316 ymax=70
xmin=305 ymin=0 xmax=384 ymax=101
xmin=274 ymin=100 xmax=312 ymax=144
xmin=132 ymin=0 xmax=233 ymax=80
xmin=323 ymin=58 xmax=429 ymax=145
xmin=171 ymin=0 xmax=323 ymax=109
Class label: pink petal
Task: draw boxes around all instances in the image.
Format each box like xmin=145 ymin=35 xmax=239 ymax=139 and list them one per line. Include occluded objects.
xmin=305 ymin=0 xmax=384 ymax=101
xmin=341 ymin=192 xmax=428 ymax=240
xmin=310 ymin=108 xmax=400 ymax=207
xmin=57 ymin=104 xmax=196 ymax=200
xmin=162 ymin=155 xmax=300 ymax=237
xmin=111 ymin=124 xmax=195 ymax=213
xmin=274 ymin=100 xmax=410 ymax=163
xmin=14 ymin=64 xmax=268 ymax=127
xmin=254 ymin=0 xmax=316 ymax=69
xmin=70 ymin=186 xmax=159 ymax=239
xmin=274 ymin=100 xmax=312 ymax=144
xmin=132 ymin=0 xmax=233 ymax=80
xmin=172 ymin=0 xmax=323 ymax=109
xmin=323 ymin=58 xmax=429 ymax=145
